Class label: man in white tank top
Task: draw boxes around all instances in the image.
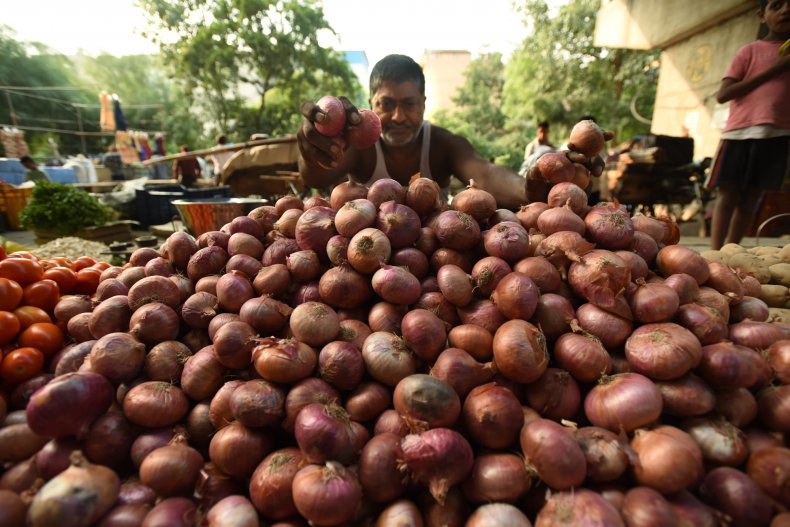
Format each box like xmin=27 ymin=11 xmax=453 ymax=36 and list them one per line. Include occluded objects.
xmin=297 ymin=55 xmax=606 ymax=208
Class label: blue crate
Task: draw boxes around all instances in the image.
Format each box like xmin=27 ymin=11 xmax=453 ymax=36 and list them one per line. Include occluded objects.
xmin=42 ymin=167 xmax=77 ymax=184
xmin=135 ymin=185 xmax=232 ymax=228
xmin=0 ymin=171 xmax=23 ymax=185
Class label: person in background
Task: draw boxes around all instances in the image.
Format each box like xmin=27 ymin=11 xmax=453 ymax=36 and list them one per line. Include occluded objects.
xmin=102 ymin=145 xmax=125 ymax=181
xmin=208 ymin=134 xmax=235 ymax=185
xmin=173 ymin=145 xmax=202 ymax=188
xmin=524 ymin=121 xmax=555 ymax=162
xmin=19 ymin=155 xmax=49 ymax=183
xmin=707 ymin=0 xmax=790 ymax=249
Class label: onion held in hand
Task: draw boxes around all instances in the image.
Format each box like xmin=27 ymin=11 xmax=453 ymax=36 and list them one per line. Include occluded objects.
xmin=345 ymin=108 xmax=381 ymax=149
xmin=314 ymin=96 xmax=345 ymax=137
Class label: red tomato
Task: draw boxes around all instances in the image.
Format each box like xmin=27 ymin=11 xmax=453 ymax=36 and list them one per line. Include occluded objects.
xmin=72 ymin=257 xmax=97 ymax=272
xmin=13 ymin=306 xmax=52 ymax=329
xmin=47 ymin=257 xmax=74 ymax=269
xmin=17 ymin=323 xmax=64 ymax=357
xmin=0 ymin=312 xmax=20 ymax=346
xmin=42 ymin=267 xmax=77 ymax=295
xmin=0 ymin=278 xmax=23 ymax=311
xmin=22 ymin=279 xmax=60 ymax=313
xmin=91 ymin=261 xmax=111 ymax=271
xmin=0 ymin=258 xmax=44 ymax=286
xmin=0 ymin=347 xmax=45 ymax=384
xmin=74 ymin=267 xmax=101 ymax=295
xmin=6 ymin=252 xmax=38 ymax=260
xmin=0 ymin=245 xmax=6 ymax=261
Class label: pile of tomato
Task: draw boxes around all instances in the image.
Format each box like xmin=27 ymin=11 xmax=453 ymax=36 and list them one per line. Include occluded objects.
xmin=0 ymin=247 xmax=106 ymax=389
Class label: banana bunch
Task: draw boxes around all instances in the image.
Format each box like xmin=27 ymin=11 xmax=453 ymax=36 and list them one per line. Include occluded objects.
xmin=780 ymin=39 xmax=790 ymax=56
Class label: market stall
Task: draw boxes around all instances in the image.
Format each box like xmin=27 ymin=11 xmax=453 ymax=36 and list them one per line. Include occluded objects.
xmin=1 ymin=121 xmax=789 ymax=527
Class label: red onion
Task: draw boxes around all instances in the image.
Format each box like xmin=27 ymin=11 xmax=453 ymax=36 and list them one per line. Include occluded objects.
xmin=730 ymin=296 xmax=769 ymax=322
xmin=715 ymin=388 xmax=758 ymax=427
xmin=568 ymin=249 xmax=632 ymax=320
xmin=451 ymin=180 xmax=496 ymax=221
xmin=273 ymin=208 xmax=302 ymax=237
xmin=197 ymin=230 xmax=230 ymax=251
xmin=337 ymin=319 xmax=371 ymax=349
xmin=584 ymin=203 xmax=634 ymax=250
xmin=29 ymin=451 xmax=120 ymax=527
xmin=657 ymin=245 xmax=710 ymax=285
xmin=698 ymin=342 xmax=764 ymax=389
xmin=431 ymin=347 xmax=495 ymax=399
xmin=329 ymin=180 xmax=367 ymax=210
xmin=95 ymin=278 xmax=129 ymax=301
xmin=251 ymin=338 xmax=316 ymax=385
xmin=554 ymin=321 xmax=611 ymax=382
xmin=547 ymin=182 xmax=587 ymax=213
xmin=317 ymin=341 xmax=364 ymax=391
xmin=209 ymin=422 xmax=273 ymax=478
xmin=766 ymin=340 xmax=790 ymax=384
xmin=334 ymin=198 xmax=376 ymax=237
xmin=89 ymin=295 xmax=132 ymax=339
xmin=437 ymin=264 xmax=474 ymax=307
xmin=294 ymin=402 xmax=358 ymax=464
xmin=621 ymin=487 xmax=680 ymax=526
xmin=758 ymin=385 xmax=790 ymax=432
xmin=576 ymin=426 xmax=631 ymax=482
xmin=399 ymin=309 xmax=447 ymax=361
xmin=630 ymin=231 xmax=660 ymax=264
xmin=181 ymin=292 xmax=218 ymax=330
xmin=391 ymin=247 xmax=430 ymax=278
xmin=747 ymin=446 xmax=790 ymax=507
xmin=584 ymin=373 xmax=663 ymax=433
xmin=632 ymin=425 xmax=703 ymax=494
xmin=367 ymin=178 xmax=406 ymax=208
xmin=681 ymin=416 xmax=748 ymax=466
xmin=730 ymin=320 xmax=784 ymax=350
xmin=482 ymin=221 xmax=531 ymax=263
xmin=491 ymin=272 xmax=539 ymax=320
xmin=458 ymin=299 xmax=507 ymax=334
xmin=358 ymin=433 xmax=408 ymax=503
xmin=628 ymin=279 xmax=679 ymax=323
xmin=142 ymin=497 xmax=196 ymax=527
xmin=248 ymin=448 xmax=303 ymax=520
xmin=615 ymin=250 xmax=649 ymax=280
xmin=530 ymin=293 xmax=575 ymax=341
xmin=26 ymin=371 xmax=113 ymax=438
xmin=517 ymin=202 xmax=549 ymax=231
xmin=345 ymin=382 xmax=390 ymax=423
xmin=699 ymin=467 xmax=773 ymax=527
xmin=624 ymin=322 xmax=701 ymax=380
xmin=318 ymin=264 xmax=372 ymax=309
xmin=675 ymin=302 xmax=728 ymax=345
xmin=239 ymin=296 xmax=292 ymax=334
xmin=228 ymin=232 xmax=264 ymax=260
xmin=289 ymin=301 xmax=339 ymax=346
xmin=446 ymin=324 xmax=492 ymax=361
xmin=213 ymin=320 xmax=256 ymax=369
xmin=536 ymin=152 xmax=575 ymax=184
xmin=292 ymin=462 xmax=362 ymax=526
xmin=393 ymin=374 xmax=460 ymax=429
xmin=655 ymin=373 xmax=716 ymax=417
xmin=462 ymin=382 xmax=523 ymax=449
xmin=492 ymin=319 xmax=548 ymax=384
xmin=400 ymin=428 xmax=474 ymax=505
xmin=538 ymin=202 xmax=586 ymax=236
xmin=215 ymin=270 xmax=254 ymax=313
xmin=575 ymin=302 xmax=632 ymax=349
xmin=187 ymin=246 xmax=229 ymax=282
xmin=291 ymin=280 xmax=321 ymax=306
xmin=376 ymin=201 xmax=421 ymax=248
xmin=295 ymin=206 xmax=336 ymax=257
xmin=347 ymin=227 xmax=391 ymax=274
xmin=706 ymin=261 xmax=744 ymax=303
xmin=123 ymin=381 xmax=190 ymax=428
xmin=462 ymin=453 xmax=532 ymax=504
xmin=695 ymin=286 xmax=731 ymax=321
xmin=524 ymin=368 xmax=581 ymax=421
xmin=372 ymin=264 xmax=421 ymax=305
xmin=434 ymin=210 xmax=482 ymax=251
xmin=129 ymin=302 xmax=180 ymax=345
xmin=361 ymin=331 xmax=417 ymax=387
xmin=369 ymin=301 xmax=408 ymax=332
xmin=262 ymin=238 xmax=300 ymax=266
xmin=205 ymin=495 xmax=258 ymax=527
xmin=431 ymin=247 xmax=473 ymax=273
xmin=229 ymin=379 xmax=286 ymax=428
xmin=325 ymin=234 xmax=349 ymax=267
xmin=520 ymin=418 xmax=586 ymax=490
xmin=89 ymin=332 xmax=146 ymax=384
xmin=406 ymin=176 xmax=441 ymax=217
xmin=471 ymin=256 xmax=511 ymax=297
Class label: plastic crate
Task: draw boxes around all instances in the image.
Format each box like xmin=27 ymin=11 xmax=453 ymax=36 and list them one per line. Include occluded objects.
xmin=0 ymin=184 xmax=33 ymax=230
xmin=134 ymin=185 xmax=232 ymax=228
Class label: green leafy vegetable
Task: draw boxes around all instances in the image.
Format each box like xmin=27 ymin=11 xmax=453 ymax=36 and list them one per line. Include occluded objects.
xmin=19 ymin=181 xmax=116 ymax=235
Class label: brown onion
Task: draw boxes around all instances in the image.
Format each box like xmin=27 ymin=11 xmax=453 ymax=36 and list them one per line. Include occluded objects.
xmin=462 ymin=453 xmax=531 ymax=504
xmin=520 ymin=418 xmax=586 ymax=490
xmin=531 ymin=293 xmax=575 ymax=341
xmin=657 ymin=245 xmax=710 ymax=285
xmin=576 ymin=426 xmax=630 ymax=482
xmin=400 ymin=428 xmax=474 ymax=505
xmin=584 ymin=373 xmax=662 ymax=433
xmin=252 ymin=338 xmax=317 ymax=385
xmin=347 ymin=227 xmax=391 ymax=274
xmin=292 ymin=461 xmax=362 ymax=526
xmin=655 ymin=373 xmax=716 ymax=417
xmin=631 ymin=425 xmax=703 ymax=494
xmin=524 ymin=368 xmax=581 ymax=421
xmin=248 ymin=448 xmax=303 ymax=520
xmin=624 ymin=322 xmax=702 ymax=380
xmin=482 ymin=221 xmax=531 ymax=263
xmin=575 ymin=302 xmax=632 ymax=349
xmin=492 ymin=319 xmax=548 ymax=384
xmin=699 ymin=467 xmax=773 ymax=527
xmin=290 ymin=301 xmax=339 ymax=347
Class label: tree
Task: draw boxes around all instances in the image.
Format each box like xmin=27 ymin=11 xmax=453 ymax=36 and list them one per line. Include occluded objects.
xmin=503 ymin=0 xmax=660 ymax=145
xmin=434 ymin=53 xmax=524 ymax=169
xmin=138 ymin=0 xmax=363 ymax=139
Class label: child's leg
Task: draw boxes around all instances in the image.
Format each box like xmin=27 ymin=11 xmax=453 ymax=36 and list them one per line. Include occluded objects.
xmin=725 ymin=187 xmax=762 ymax=245
xmin=710 ymin=184 xmax=739 ymax=249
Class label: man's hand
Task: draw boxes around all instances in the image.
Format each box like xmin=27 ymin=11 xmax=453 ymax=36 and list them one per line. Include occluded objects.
xmin=297 ymin=96 xmax=360 ymax=169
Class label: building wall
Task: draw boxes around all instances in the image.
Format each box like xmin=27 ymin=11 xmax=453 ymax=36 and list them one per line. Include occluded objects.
xmin=421 ymin=51 xmax=471 ymax=120
xmin=651 ymin=12 xmax=760 ymax=158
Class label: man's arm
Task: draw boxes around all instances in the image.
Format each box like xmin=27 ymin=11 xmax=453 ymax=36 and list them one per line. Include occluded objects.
xmin=298 ymin=148 xmax=357 ymax=189
xmin=446 ymin=133 xmax=526 ymax=209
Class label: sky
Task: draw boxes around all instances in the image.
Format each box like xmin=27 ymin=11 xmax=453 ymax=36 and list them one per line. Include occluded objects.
xmin=2 ymin=0 xmax=530 ymax=66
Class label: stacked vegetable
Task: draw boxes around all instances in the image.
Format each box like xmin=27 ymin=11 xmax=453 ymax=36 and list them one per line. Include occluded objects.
xmin=1 ymin=129 xmax=789 ymax=527
xmin=700 ymin=243 xmax=790 ymax=323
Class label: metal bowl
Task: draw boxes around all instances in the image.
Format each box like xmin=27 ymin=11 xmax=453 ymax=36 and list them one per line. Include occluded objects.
xmin=172 ymin=198 xmax=268 ymax=236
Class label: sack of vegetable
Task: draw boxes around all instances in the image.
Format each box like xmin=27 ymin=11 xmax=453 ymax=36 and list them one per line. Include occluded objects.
xmin=19 ymin=181 xmax=117 ymax=236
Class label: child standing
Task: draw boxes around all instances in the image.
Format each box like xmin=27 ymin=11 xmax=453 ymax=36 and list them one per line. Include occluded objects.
xmin=708 ymin=0 xmax=790 ymax=249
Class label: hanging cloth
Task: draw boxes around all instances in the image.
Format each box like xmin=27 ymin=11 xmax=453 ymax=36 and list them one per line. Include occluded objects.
xmin=116 ymin=130 xmax=139 ymax=164
xmin=138 ymin=133 xmax=152 ymax=161
xmin=154 ymin=134 xmax=166 ymax=156
xmin=99 ymin=92 xmax=115 ymax=131
xmin=112 ymin=95 xmax=128 ymax=131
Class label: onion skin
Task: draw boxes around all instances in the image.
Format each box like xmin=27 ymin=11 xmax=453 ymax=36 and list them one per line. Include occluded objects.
xmin=248 ymin=448 xmax=303 ymax=520
xmin=400 ymin=428 xmax=474 ymax=505
xmin=655 ymin=373 xmax=716 ymax=417
xmin=292 ymin=461 xmax=362 ymax=527
xmin=520 ymin=418 xmax=586 ymax=490
xmin=524 ymin=368 xmax=581 ymax=421
xmin=462 ymin=453 xmax=532 ymax=504
xmin=394 ymin=374 xmax=460 ymax=429
xmin=492 ymin=319 xmax=549 ymax=384
xmin=358 ymin=432 xmax=407 ymax=504
xmin=631 ymin=425 xmax=704 ymax=494
xmin=361 ymin=332 xmax=417 ymax=387
xmin=624 ymin=322 xmax=702 ymax=380
xmin=699 ymin=467 xmax=773 ymax=527
xmin=29 ymin=451 xmax=120 ymax=527
xmin=463 ymin=382 xmax=523 ymax=449
xmin=26 ymin=371 xmax=114 ymax=439
xmin=430 ymin=347 xmax=496 ymax=399
xmin=123 ymin=381 xmax=190 ymax=428
xmin=681 ymin=417 xmax=749 ymax=466
xmin=491 ymin=272 xmax=539 ymax=321
xmin=657 ymin=245 xmax=710 ymax=285
xmin=747 ymin=447 xmax=790 ymax=507
xmin=621 ymin=487 xmax=680 ymax=527
xmin=205 ymin=495 xmax=259 ymax=527
xmin=576 ymin=426 xmax=630 ymax=482
xmin=584 ymin=373 xmax=663 ymax=433
xmin=535 ymin=488 xmax=625 ymax=527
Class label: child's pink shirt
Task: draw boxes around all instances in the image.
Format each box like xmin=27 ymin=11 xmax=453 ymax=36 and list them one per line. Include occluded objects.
xmin=723 ymin=40 xmax=790 ymax=132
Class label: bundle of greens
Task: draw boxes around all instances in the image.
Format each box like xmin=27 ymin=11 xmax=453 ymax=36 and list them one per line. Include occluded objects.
xmin=19 ymin=181 xmax=116 ymax=235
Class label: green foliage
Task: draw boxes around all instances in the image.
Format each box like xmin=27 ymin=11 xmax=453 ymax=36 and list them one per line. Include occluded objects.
xmin=503 ymin=0 xmax=660 ymax=144
xmin=19 ymin=181 xmax=116 ymax=234
xmin=137 ymin=0 xmax=363 ymax=139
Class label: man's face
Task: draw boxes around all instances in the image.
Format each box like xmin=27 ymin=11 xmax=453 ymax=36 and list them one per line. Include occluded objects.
xmin=537 ymin=126 xmax=549 ymax=142
xmin=370 ymin=80 xmax=426 ymax=147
